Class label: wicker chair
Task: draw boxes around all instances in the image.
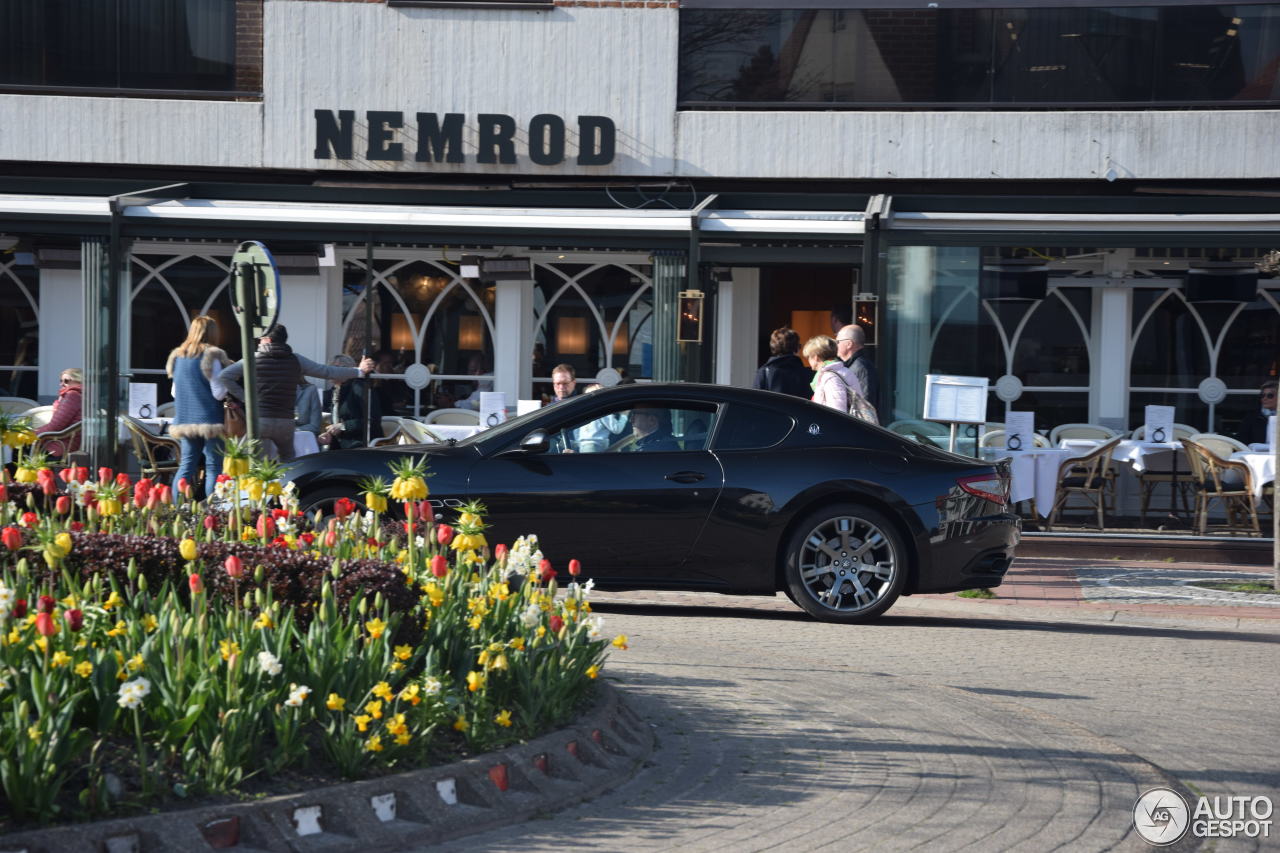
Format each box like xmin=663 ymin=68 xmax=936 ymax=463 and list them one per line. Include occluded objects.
xmin=1181 ymin=438 xmax=1260 ymax=536
xmin=1045 ymin=437 xmax=1122 ymax=531
xmin=30 ymin=421 xmax=81 ymax=459
xmin=980 ymin=429 xmax=1050 ymax=450
xmin=120 ymin=415 xmax=181 ymax=480
xmin=1048 ymin=423 xmax=1119 ymax=445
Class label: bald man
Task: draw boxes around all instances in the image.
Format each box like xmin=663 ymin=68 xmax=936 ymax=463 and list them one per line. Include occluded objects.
xmin=836 ymin=324 xmax=880 ymax=411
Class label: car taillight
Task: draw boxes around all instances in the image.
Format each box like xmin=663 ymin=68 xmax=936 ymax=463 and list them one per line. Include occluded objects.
xmin=957 ymin=473 xmax=1008 ymax=505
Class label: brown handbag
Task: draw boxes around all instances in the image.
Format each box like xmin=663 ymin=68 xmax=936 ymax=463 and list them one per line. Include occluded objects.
xmin=224 ymin=400 xmax=247 ymax=438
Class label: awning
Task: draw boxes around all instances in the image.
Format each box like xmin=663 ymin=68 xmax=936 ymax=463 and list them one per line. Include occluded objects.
xmin=890 ymin=211 xmax=1280 ymax=233
xmin=683 ymin=0 xmax=1277 ymax=8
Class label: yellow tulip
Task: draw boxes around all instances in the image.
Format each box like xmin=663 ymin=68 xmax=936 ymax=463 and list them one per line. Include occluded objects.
xmin=179 ymin=538 xmax=198 ymax=562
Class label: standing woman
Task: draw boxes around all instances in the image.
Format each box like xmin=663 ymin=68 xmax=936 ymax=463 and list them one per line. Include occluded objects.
xmin=802 ymin=335 xmax=863 ymax=413
xmin=165 ymin=316 xmax=231 ymax=498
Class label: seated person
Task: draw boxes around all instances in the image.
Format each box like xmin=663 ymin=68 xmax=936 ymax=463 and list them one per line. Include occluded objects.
xmin=1234 ymin=380 xmax=1276 ymax=446
xmin=35 ymin=368 xmax=83 ymax=459
xmin=318 ymin=355 xmax=383 ymax=450
xmin=295 ymin=377 xmax=322 ymax=436
xmin=613 ymin=405 xmax=681 ymax=453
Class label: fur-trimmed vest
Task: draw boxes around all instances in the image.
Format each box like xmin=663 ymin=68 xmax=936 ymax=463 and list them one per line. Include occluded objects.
xmin=167 ymin=346 xmax=229 ymax=439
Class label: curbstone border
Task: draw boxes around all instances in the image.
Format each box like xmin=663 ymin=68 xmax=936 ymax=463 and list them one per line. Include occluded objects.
xmin=0 ymin=681 xmax=651 ymax=853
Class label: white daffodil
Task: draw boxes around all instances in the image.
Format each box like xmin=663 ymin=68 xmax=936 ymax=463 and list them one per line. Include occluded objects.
xmin=257 ymin=650 xmax=283 ymax=676
xmin=117 ymin=677 xmax=152 ymax=709
xmin=422 ymin=676 xmax=442 ymax=696
xmin=520 ymin=603 xmax=541 ymax=629
xmin=284 ymin=684 xmax=311 ymax=707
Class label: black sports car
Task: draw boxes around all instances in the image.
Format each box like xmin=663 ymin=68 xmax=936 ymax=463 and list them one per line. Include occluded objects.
xmin=286 ymin=383 xmax=1019 ymax=623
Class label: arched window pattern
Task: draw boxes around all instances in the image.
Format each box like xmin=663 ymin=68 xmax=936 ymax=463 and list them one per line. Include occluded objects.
xmin=532 ymin=261 xmax=654 ymax=389
xmin=341 ymin=256 xmax=495 ymax=416
xmin=128 ymin=251 xmax=240 ymax=404
xmin=1130 ymin=286 xmax=1279 ymax=433
xmin=0 ymin=258 xmax=39 ymax=399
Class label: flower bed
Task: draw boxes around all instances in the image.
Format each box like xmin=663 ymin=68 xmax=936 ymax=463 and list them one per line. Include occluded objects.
xmin=0 ymin=431 xmax=624 ymax=827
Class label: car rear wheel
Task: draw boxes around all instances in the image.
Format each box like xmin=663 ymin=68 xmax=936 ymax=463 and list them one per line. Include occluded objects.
xmin=783 ymin=504 xmax=906 ymax=623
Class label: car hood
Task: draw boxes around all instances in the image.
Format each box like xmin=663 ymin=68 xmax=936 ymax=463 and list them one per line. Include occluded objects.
xmin=284 ymin=441 xmax=479 ymax=484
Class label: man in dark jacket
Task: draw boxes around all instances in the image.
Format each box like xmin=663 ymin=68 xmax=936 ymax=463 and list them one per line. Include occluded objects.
xmin=753 ymin=327 xmax=813 ymax=399
xmin=219 ymin=325 xmax=374 ymax=460
xmin=837 ymin=324 xmax=881 ymax=412
xmin=1234 ymin=379 xmax=1277 ymax=446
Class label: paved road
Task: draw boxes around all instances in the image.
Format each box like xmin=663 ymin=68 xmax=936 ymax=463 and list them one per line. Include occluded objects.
xmin=436 ymin=569 xmax=1279 ymax=852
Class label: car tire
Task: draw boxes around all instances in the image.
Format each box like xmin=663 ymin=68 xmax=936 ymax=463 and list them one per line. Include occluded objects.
xmin=783 ymin=503 xmax=907 ymax=623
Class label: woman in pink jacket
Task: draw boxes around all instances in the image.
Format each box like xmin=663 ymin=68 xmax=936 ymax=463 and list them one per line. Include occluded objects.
xmin=802 ymin=336 xmax=864 ymax=413
xmin=34 ymin=368 xmax=83 ymax=458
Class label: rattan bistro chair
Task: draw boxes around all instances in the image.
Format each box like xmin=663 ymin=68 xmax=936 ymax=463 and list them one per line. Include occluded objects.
xmin=1048 ymin=423 xmax=1119 ymax=445
xmin=1045 ymin=436 xmax=1122 ymax=532
xmin=120 ymin=415 xmax=181 ymax=480
xmin=980 ymin=429 xmax=1050 ymax=450
xmin=1181 ymin=438 xmax=1261 ymax=536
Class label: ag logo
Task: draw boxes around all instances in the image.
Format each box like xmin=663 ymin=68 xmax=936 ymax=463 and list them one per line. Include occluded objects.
xmin=1134 ymin=787 xmax=1190 ymax=845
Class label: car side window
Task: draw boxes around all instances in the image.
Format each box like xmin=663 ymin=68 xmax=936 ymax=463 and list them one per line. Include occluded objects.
xmin=714 ymin=404 xmax=794 ymax=450
xmin=548 ymin=404 xmax=717 ymax=454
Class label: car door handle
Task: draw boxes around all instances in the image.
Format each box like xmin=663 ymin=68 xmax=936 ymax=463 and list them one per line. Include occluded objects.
xmin=665 ymin=471 xmax=705 ymax=484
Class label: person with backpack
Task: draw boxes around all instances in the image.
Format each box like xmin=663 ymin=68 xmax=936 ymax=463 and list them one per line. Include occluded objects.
xmin=802 ymin=335 xmax=878 ymax=424
xmin=752 ymin=327 xmax=813 ymax=399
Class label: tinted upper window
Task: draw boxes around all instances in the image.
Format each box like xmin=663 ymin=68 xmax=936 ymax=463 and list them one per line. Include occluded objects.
xmin=679 ymin=5 xmax=1280 ymax=108
xmin=0 ymin=0 xmax=260 ymax=97
xmin=715 ymin=404 xmax=795 ymax=451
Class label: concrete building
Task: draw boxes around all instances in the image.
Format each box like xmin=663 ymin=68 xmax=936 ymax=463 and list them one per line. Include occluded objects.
xmin=0 ymin=0 xmax=1277 ymax=464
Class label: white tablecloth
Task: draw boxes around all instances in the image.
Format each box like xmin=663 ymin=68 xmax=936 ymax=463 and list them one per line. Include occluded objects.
xmin=988 ymin=448 xmax=1084 ymax=517
xmin=1230 ymin=452 xmax=1275 ymax=498
xmin=1059 ymin=438 xmax=1181 ymax=474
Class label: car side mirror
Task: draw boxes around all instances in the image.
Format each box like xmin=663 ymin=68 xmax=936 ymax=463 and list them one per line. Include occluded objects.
xmin=518 ymin=429 xmax=550 ymax=454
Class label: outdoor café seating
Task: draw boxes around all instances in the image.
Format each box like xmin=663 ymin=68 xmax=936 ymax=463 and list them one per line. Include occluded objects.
xmin=1182 ymin=437 xmax=1261 ymax=536
xmin=1045 ymin=436 xmax=1122 ymax=532
xmin=120 ymin=415 xmax=181 ymax=480
xmin=1048 ymin=423 xmax=1118 ymax=445
xmin=0 ymin=396 xmax=39 ymax=414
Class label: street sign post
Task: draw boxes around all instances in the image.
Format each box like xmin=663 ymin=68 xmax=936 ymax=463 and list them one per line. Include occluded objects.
xmin=229 ymin=241 xmax=281 ymax=445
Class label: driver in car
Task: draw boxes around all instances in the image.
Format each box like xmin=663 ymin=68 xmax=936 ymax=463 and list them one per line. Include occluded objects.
xmin=617 ymin=405 xmax=681 ymax=453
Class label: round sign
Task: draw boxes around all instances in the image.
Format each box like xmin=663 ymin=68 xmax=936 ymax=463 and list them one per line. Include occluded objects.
xmin=994 ymin=374 xmax=1024 ymax=402
xmin=403 ymin=363 xmax=432 ymax=391
xmin=1197 ymin=376 xmax=1227 ymax=405
xmin=596 ymin=367 xmax=622 ymax=387
xmin=229 ymin=241 xmax=281 ymax=337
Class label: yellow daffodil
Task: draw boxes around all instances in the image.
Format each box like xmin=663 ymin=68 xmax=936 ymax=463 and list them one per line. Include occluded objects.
xmin=393 ymin=644 xmax=412 ymax=661
xmin=490 ymin=653 xmax=509 ymax=672
xmin=253 ymin=612 xmax=274 ymax=630
xmin=466 ymin=671 xmax=486 ymax=692
xmin=27 ymin=725 xmax=41 ymax=742
xmin=468 ymin=614 xmax=483 ymax=631
xmin=126 ymin=653 xmax=144 ymax=672
xmin=586 ymin=664 xmax=600 ymax=679
xmin=365 ymin=700 xmax=384 ymax=720
xmin=399 ymin=684 xmax=421 ymax=706
xmin=536 ymin=625 xmax=546 ymax=639
xmin=452 ymin=715 xmax=468 ymax=732
xmin=508 ymin=637 xmax=525 ymax=652
xmin=387 ymin=713 xmax=408 ymax=736
xmin=395 ymin=732 xmax=412 ymax=746
xmin=424 ymin=584 xmax=444 ymax=608
xmin=75 ymin=661 xmax=93 ymax=678
xmin=219 ymin=640 xmax=241 ymax=661
xmin=365 ymin=618 xmax=387 ymax=640
xmin=612 ymin=634 xmax=629 ymax=650
xmin=51 ymin=650 xmax=72 ymax=668
xmin=488 ymin=582 xmax=510 ymax=602
xmin=354 ymin=714 xmax=372 ymax=732
xmin=365 ymin=735 xmax=384 ymax=752
xmin=106 ymin=621 xmax=126 ymax=638
xmin=495 ymin=709 xmax=513 ymax=728
xmin=326 ymin=693 xmax=346 ymax=711
xmin=142 ymin=614 xmax=158 ymax=633
xmin=103 ymin=591 xmax=123 ymax=611
xmin=389 ymin=661 xmax=404 ymax=672
xmin=372 ymin=681 xmax=394 ymax=701
xmin=6 ymin=628 xmax=20 ymax=645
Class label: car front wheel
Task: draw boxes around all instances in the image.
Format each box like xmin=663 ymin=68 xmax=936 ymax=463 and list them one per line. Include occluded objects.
xmin=783 ymin=504 xmax=906 ymax=623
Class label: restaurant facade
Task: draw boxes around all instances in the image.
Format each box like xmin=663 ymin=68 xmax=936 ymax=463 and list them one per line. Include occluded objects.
xmin=0 ymin=0 xmax=1278 ymax=468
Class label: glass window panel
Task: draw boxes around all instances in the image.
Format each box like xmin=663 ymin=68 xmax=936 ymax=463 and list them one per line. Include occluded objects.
xmin=1010 ymin=390 xmax=1089 ymax=433
xmin=1011 ymin=289 xmax=1090 ymax=387
xmin=1130 ymin=294 xmax=1211 ymax=388
xmin=678 ymin=10 xmax=833 ymax=103
xmin=1156 ymin=5 xmax=1280 ymax=101
xmin=993 ymin=7 xmax=1156 ymax=102
xmin=1128 ymin=390 xmax=1208 ymax=432
xmin=1216 ymin=298 xmax=1279 ymax=385
xmin=534 ymin=263 xmax=652 ymax=384
xmin=0 ymin=262 xmax=39 ymax=400
xmin=833 ymin=9 xmax=993 ymax=103
xmin=716 ymin=403 xmax=794 ymax=451
xmin=119 ymin=0 xmax=235 ymax=91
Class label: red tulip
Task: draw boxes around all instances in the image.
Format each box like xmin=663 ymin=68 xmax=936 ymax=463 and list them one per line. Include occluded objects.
xmin=366 ymin=537 xmax=380 ymax=548
xmin=20 ymin=512 xmax=37 ymax=527
xmin=493 ymin=543 xmax=508 ymax=563
xmin=11 ymin=599 xmax=26 ymax=619
xmin=271 ymin=508 xmax=288 ymax=520
xmin=97 ymin=467 xmax=113 ymax=483
xmin=188 ymin=573 xmax=204 ymax=595
xmin=539 ymin=559 xmax=555 ymax=583
xmin=55 ymin=496 xmax=71 ymax=515
xmin=256 ymin=514 xmax=275 ymax=540
xmin=215 ymin=473 xmax=231 ymax=485
xmin=0 ymin=526 xmax=21 ymax=550
xmin=58 ymin=467 xmax=73 ymax=483
xmin=115 ymin=472 xmax=131 ymax=488
xmin=63 ymin=608 xmax=83 ymax=632
xmin=224 ymin=555 xmax=244 ymax=580
xmin=203 ymin=514 xmax=218 ymax=531
xmin=35 ymin=612 xmax=57 ymax=637
xmin=436 ymin=524 xmax=454 ymax=546
xmin=299 ymin=532 xmax=315 ymax=547
xmin=37 ymin=595 xmax=56 ymax=614
xmin=324 ymin=529 xmax=338 ymax=549
xmin=156 ymin=485 xmax=173 ymax=505
xmin=430 ymin=554 xmax=449 ymax=578
xmin=69 ymin=521 xmax=84 ymax=532
xmin=0 ymin=483 xmax=7 ymax=503
xmin=568 ymin=558 xmax=582 ymax=577
xmin=74 ymin=466 xmax=89 ymax=484
xmin=417 ymin=501 xmax=434 ymax=524
xmin=549 ymin=614 xmax=564 ymax=633
xmin=176 ymin=477 xmax=191 ymax=497
xmin=334 ymin=497 xmax=355 ymax=519
xmin=147 ymin=490 xmax=162 ymax=510
xmin=37 ymin=469 xmax=56 ymax=495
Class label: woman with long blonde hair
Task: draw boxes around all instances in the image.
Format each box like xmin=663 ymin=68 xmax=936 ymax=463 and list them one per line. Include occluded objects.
xmin=165 ymin=315 xmax=231 ymax=497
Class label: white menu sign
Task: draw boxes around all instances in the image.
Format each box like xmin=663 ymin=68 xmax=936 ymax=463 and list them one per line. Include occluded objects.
xmin=1143 ymin=405 xmax=1176 ymax=444
xmin=128 ymin=382 xmax=157 ymax=419
xmin=1004 ymin=411 xmax=1035 ymax=452
xmin=479 ymin=391 xmax=507 ymax=429
xmin=924 ymin=375 xmax=989 ymax=425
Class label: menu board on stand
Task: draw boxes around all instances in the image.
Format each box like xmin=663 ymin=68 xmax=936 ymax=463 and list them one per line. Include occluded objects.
xmin=923 ymin=375 xmax=990 ymax=454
